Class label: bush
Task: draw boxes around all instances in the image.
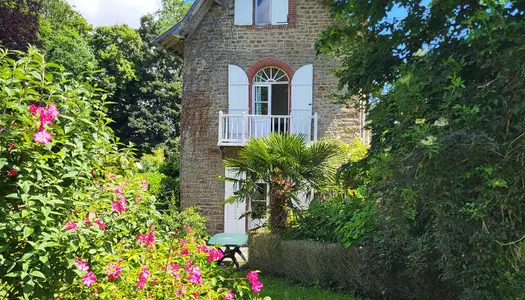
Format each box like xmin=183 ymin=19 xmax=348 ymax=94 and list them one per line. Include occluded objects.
xmin=287 ymin=193 xmax=376 ymax=247
xmin=139 ymin=147 xmax=165 ymax=173
xmin=0 ymin=48 xmax=265 ymax=299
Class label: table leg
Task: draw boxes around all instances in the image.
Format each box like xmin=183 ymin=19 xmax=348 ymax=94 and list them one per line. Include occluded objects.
xmin=216 ymin=246 xmax=241 ymax=271
xmin=236 ymin=248 xmax=247 ymax=262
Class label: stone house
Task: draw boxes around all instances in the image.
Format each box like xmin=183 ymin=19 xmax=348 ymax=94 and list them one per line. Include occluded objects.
xmin=155 ymin=0 xmax=365 ymax=234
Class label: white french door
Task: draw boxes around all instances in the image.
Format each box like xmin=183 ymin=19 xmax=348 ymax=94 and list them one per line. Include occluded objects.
xmin=252 ymin=85 xmax=272 ymax=138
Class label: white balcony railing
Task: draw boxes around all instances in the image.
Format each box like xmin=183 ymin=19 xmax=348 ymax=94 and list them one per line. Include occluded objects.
xmin=218 ymin=111 xmax=318 ymax=146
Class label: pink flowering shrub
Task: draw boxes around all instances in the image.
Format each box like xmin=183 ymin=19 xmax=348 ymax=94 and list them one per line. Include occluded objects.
xmin=0 ymin=48 xmax=266 ymax=299
xmin=59 ymin=224 xmax=264 ymax=299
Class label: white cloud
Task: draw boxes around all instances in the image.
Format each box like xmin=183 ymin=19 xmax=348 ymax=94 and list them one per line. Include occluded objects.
xmin=66 ymin=0 xmax=162 ymax=28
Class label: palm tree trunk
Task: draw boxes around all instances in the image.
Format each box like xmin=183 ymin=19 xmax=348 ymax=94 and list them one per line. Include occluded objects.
xmin=269 ymin=186 xmax=287 ymax=234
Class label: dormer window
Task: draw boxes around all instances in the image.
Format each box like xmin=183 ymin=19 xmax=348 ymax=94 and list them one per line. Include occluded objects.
xmin=234 ymin=0 xmax=291 ymax=26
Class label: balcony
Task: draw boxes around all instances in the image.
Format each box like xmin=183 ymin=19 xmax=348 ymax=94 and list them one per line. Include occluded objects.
xmin=218 ymin=111 xmax=319 ymax=146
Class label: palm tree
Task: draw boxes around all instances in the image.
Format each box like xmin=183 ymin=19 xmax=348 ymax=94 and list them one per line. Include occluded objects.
xmin=223 ymin=134 xmax=339 ymax=234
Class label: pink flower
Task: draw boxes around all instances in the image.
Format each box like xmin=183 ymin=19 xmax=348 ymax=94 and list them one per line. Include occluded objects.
xmin=29 ymin=104 xmax=39 ymax=115
xmin=224 ymin=289 xmax=235 ymax=300
xmin=94 ymin=220 xmax=106 ymax=230
xmin=179 ymin=239 xmax=187 ymax=246
xmin=140 ymin=179 xmax=148 ymax=191
xmin=176 ymin=285 xmax=186 ymax=297
xmin=185 ymin=225 xmax=194 ymax=232
xmin=251 ymin=280 xmax=264 ymax=293
xmin=74 ymin=259 xmax=90 ymax=272
xmin=105 ymin=262 xmax=122 ymax=281
xmin=137 ymin=230 xmax=155 ymax=246
xmin=167 ymin=262 xmax=181 ymax=278
xmin=110 ymin=201 xmax=127 ymax=214
xmin=181 ymin=248 xmax=190 ymax=256
xmin=7 ymin=169 xmax=18 ymax=177
xmin=114 ymin=185 xmax=123 ymax=194
xmin=193 ymin=292 xmax=199 ymax=299
xmin=186 ymin=265 xmax=203 ymax=285
xmin=64 ymin=221 xmax=77 ymax=233
xmin=196 ymin=245 xmax=208 ymax=253
xmin=83 ymin=211 xmax=99 ymax=227
xmin=136 ymin=281 xmax=146 ymax=289
xmin=33 ymin=130 xmax=52 ymax=144
xmin=207 ymin=248 xmax=224 ymax=263
xmin=81 ymin=272 xmax=96 ymax=287
xmin=38 ymin=104 xmax=59 ymax=127
xmin=8 ymin=144 xmax=14 ymax=150
xmin=47 ymin=104 xmax=60 ymax=119
xmin=247 ymin=271 xmax=263 ymax=293
xmin=136 ymin=267 xmax=150 ymax=289
xmin=246 ymin=271 xmax=259 ymax=283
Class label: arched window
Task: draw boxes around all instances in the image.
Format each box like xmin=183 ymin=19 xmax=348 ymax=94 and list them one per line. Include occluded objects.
xmin=251 ymin=67 xmax=290 ymax=135
xmin=252 ymin=67 xmax=289 ymax=116
xmin=253 ymin=67 xmax=289 ymax=83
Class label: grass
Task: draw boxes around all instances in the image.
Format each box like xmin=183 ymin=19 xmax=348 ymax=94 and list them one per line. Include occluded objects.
xmin=258 ymin=276 xmax=360 ymax=300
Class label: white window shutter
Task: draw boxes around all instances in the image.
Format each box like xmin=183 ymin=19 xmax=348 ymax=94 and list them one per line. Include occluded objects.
xmin=228 ymin=65 xmax=249 ymax=143
xmin=228 ymin=65 xmax=249 ymax=114
xmin=234 ymin=0 xmax=253 ymax=25
xmin=291 ymin=64 xmax=314 ymax=139
xmin=224 ymin=168 xmax=246 ymax=234
xmin=271 ymin=0 xmax=289 ymax=24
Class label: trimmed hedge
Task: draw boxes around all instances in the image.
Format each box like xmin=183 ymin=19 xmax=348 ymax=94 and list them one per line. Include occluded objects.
xmin=248 ymin=234 xmax=456 ymax=300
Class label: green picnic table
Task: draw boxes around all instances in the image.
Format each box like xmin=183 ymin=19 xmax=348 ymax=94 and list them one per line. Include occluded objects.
xmin=207 ymin=233 xmax=248 ymax=270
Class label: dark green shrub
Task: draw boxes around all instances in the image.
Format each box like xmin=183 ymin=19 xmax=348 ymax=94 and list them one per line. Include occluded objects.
xmin=287 ymin=193 xmax=376 ymax=247
xmin=324 ymin=2 xmax=525 ymax=298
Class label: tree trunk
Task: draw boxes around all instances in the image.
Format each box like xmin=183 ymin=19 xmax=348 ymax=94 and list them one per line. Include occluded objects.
xmin=269 ymin=185 xmax=287 ymax=234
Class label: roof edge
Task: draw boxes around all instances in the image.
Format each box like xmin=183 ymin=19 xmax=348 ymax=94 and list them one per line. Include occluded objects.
xmin=153 ymin=0 xmax=222 ymax=55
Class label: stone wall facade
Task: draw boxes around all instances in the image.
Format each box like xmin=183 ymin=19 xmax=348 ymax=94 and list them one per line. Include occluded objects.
xmin=180 ymin=0 xmax=363 ymax=233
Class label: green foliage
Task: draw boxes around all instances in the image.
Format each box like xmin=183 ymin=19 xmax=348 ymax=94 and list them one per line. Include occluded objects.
xmin=321 ymin=0 xmax=525 ymax=298
xmin=224 ymin=134 xmax=339 ymax=233
xmin=155 ymin=0 xmax=193 ymax=34
xmin=0 ymin=48 xmax=262 ymax=299
xmin=38 ymin=0 xmax=96 ymax=75
xmin=134 ymin=172 xmax=167 ymax=196
xmin=90 ymin=25 xmax=142 ymax=91
xmin=139 ymin=147 xmax=166 ymax=173
xmin=159 ymin=207 xmax=208 ymax=240
xmin=288 ymin=193 xmax=376 ymax=248
xmin=35 ymin=0 xmax=187 ymax=152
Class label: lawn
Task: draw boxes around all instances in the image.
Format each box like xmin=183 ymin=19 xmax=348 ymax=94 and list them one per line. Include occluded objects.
xmin=259 ymin=276 xmax=360 ymax=300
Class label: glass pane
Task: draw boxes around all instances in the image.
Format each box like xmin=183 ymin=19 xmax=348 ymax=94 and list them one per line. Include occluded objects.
xmin=254 ymin=68 xmax=289 ymax=83
xmin=256 ymin=0 xmax=271 ymax=24
xmin=255 ymin=102 xmax=268 ymax=115
xmin=255 ymin=86 xmax=269 ymax=102
xmin=251 ymin=183 xmax=267 ymax=219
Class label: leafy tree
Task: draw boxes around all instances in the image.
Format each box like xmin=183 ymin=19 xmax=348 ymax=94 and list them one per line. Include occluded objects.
xmin=321 ymin=0 xmax=525 ymax=298
xmin=0 ymin=0 xmax=41 ymax=50
xmin=224 ymin=134 xmax=338 ymax=233
xmin=125 ymin=15 xmax=183 ymax=151
xmin=155 ymin=0 xmax=192 ymax=34
xmin=89 ymin=24 xmax=143 ymax=144
xmin=38 ymin=0 xmax=96 ymax=75
xmin=88 ymin=6 xmax=187 ymax=152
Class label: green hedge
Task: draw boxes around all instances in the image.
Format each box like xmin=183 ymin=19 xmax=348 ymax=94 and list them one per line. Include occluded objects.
xmin=248 ymin=234 xmax=456 ymax=300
